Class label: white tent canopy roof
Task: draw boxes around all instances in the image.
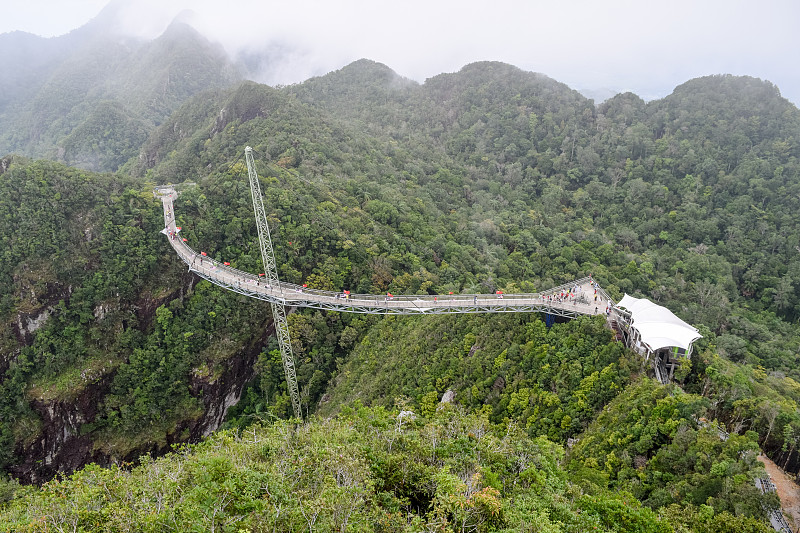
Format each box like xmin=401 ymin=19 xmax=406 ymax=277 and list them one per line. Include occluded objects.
xmin=616 ymin=294 xmax=702 ymax=351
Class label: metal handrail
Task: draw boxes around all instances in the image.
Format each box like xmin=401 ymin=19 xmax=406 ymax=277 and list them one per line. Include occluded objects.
xmin=158 ymin=188 xmax=607 ymax=315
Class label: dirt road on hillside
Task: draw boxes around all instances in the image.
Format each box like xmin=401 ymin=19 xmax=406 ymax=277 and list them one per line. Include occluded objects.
xmin=758 ymin=454 xmax=800 ymax=529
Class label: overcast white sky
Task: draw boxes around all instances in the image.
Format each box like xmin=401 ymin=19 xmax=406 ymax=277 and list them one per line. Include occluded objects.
xmin=3 ymin=0 xmax=799 ymax=105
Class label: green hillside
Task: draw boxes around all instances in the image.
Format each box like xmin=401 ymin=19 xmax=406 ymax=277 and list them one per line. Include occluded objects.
xmin=0 ymin=405 xmax=774 ymax=532
xmin=1 ymin=55 xmax=799 ymax=531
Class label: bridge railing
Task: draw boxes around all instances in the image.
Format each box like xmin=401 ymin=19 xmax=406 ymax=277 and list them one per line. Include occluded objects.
xmin=595 ymin=283 xmax=615 ymax=306
xmin=167 ymin=235 xmax=264 ymax=285
xmin=540 ymin=276 xmax=615 ymax=307
xmin=160 ymin=192 xmax=606 ymax=310
xmin=540 ymin=276 xmax=593 ymax=296
xmin=166 ymin=233 xmax=561 ymax=304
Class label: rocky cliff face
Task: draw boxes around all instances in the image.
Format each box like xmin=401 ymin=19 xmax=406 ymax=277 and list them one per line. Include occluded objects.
xmin=12 ymin=374 xmax=115 ymax=484
xmin=189 ymin=331 xmax=268 ymax=439
xmin=6 ymin=271 xmax=268 ymax=484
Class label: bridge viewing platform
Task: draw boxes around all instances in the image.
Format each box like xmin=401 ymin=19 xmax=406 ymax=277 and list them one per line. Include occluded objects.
xmin=156 ymin=186 xmax=614 ymax=318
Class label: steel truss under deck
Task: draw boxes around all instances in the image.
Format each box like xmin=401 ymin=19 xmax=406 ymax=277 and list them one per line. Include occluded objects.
xmin=170 ymin=256 xmax=608 ymax=319
xmin=176 ymin=264 xmax=595 ymax=318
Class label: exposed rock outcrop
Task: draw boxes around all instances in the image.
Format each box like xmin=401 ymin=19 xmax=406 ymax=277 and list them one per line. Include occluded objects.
xmin=8 ymin=271 xmax=266 ymax=484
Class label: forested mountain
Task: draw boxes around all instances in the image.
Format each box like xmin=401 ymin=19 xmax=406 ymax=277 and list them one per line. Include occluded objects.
xmin=0 ymin=5 xmax=241 ymax=172
xmin=1 ymin=53 xmax=800 ymax=531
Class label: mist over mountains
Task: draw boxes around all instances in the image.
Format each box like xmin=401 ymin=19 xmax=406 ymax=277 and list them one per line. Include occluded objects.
xmin=0 ymin=5 xmax=241 ymax=171
xmin=2 ymin=1 xmax=798 ymax=175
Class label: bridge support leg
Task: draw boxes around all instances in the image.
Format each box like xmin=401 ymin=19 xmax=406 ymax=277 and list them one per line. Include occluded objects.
xmin=545 ymin=313 xmax=555 ymax=328
xmin=270 ymin=301 xmax=301 ymax=418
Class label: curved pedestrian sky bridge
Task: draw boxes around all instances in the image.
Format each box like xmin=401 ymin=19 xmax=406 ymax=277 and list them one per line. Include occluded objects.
xmin=155 ymin=186 xmax=614 ymax=318
xmin=156 ymin=181 xmax=705 ymax=392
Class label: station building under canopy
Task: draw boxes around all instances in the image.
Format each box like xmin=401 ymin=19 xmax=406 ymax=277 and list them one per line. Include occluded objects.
xmin=613 ymin=294 xmax=702 ymax=383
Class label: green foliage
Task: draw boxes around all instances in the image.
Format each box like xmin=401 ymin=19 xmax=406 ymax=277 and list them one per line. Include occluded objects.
xmin=0 ymin=21 xmax=241 ymax=172
xmin=569 ymin=379 xmax=769 ymax=516
xmin=0 ymin=158 xmax=274 ymax=467
xmin=0 ymin=406 xmax=679 ymax=532
xmin=686 ymin=352 xmax=800 ymax=474
xmin=61 ymin=101 xmax=150 ymax=172
xmin=659 ymin=503 xmax=774 ymax=533
xmin=323 ymin=313 xmax=634 ymax=443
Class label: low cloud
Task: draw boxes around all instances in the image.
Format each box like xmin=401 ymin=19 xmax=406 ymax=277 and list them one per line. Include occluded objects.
xmin=6 ymin=0 xmax=800 ymax=105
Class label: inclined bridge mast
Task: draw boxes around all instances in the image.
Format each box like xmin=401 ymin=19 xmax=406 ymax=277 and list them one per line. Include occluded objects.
xmin=244 ymin=146 xmax=301 ymax=419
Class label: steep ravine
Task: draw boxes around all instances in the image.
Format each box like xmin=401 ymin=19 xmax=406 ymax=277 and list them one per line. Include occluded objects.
xmin=7 ymin=272 xmax=269 ymax=484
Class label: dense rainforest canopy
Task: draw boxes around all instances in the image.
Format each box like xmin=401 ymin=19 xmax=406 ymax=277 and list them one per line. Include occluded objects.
xmin=1 ymin=54 xmax=800 ymax=531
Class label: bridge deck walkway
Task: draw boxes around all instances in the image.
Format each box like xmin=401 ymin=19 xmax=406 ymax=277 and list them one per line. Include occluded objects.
xmin=157 ymin=187 xmax=613 ymax=317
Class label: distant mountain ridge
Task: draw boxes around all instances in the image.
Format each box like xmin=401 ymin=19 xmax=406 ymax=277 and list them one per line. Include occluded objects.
xmin=1 ymin=0 xmax=797 ymax=175
xmin=0 ymin=3 xmax=242 ymax=172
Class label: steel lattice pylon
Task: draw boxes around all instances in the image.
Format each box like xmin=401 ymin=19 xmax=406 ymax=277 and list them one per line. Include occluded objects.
xmin=245 ymin=146 xmax=301 ymax=419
